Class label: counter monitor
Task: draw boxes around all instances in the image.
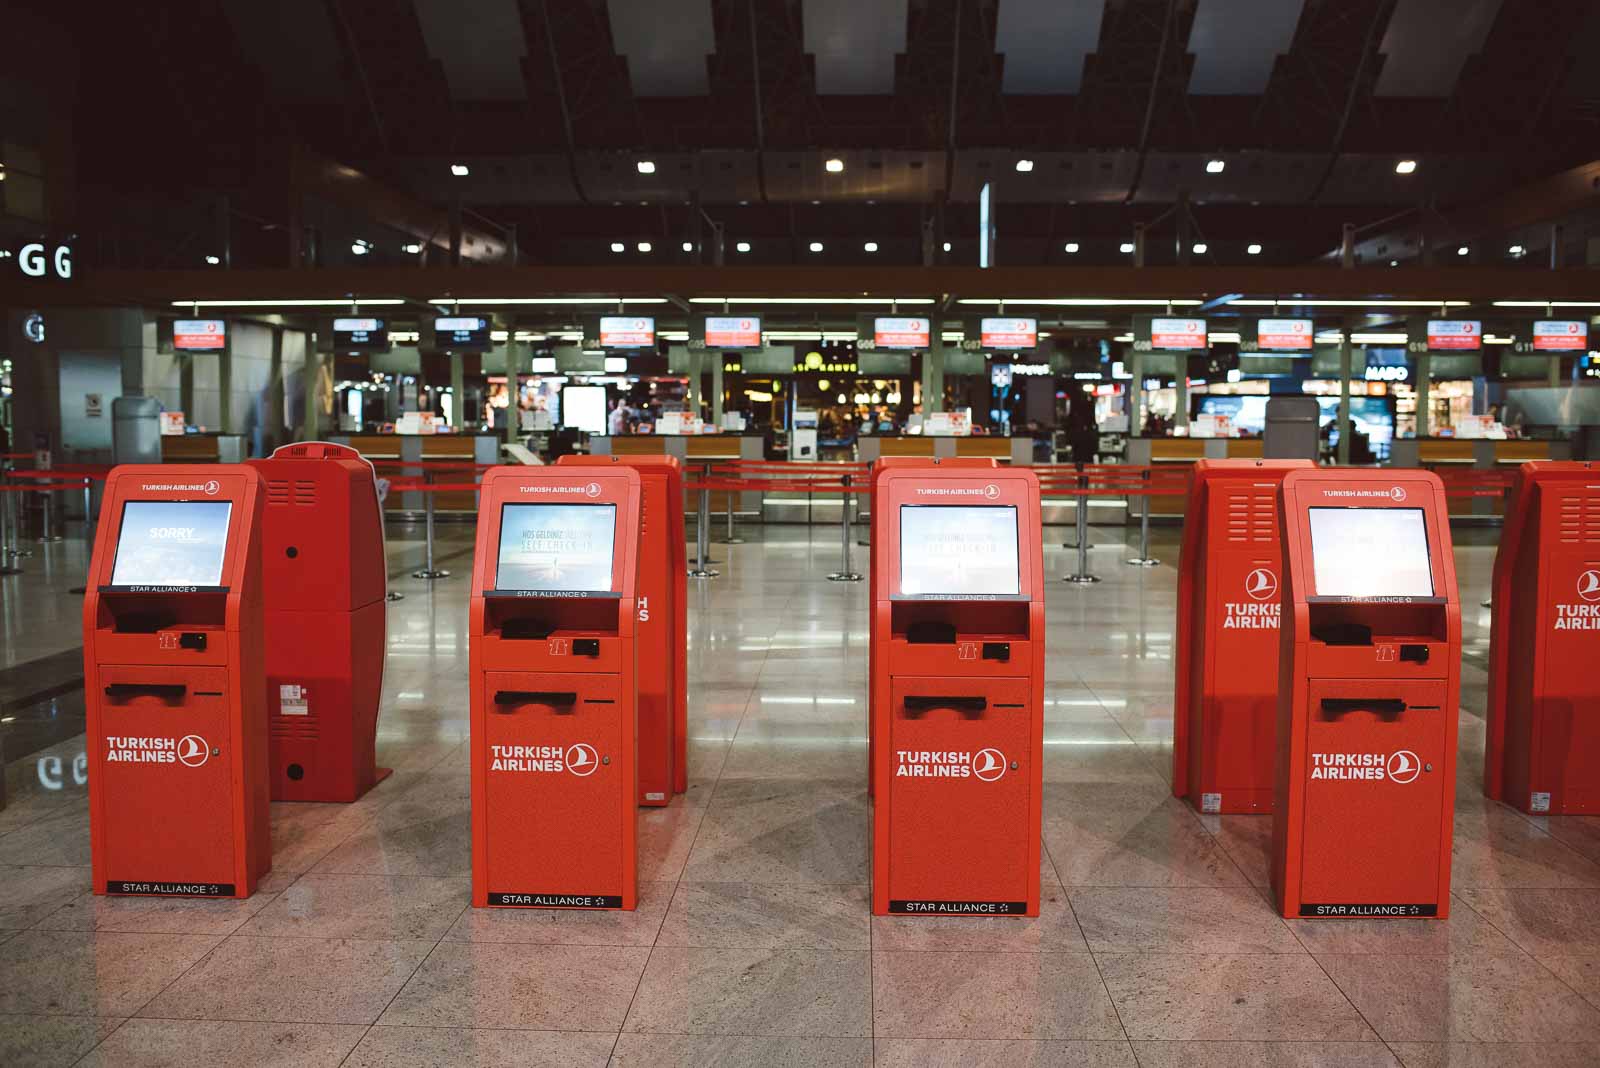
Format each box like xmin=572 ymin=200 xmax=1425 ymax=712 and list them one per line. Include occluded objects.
xmin=1308 ymin=507 xmax=1433 ymax=598
xmin=173 ymin=319 xmax=227 ymax=352
xmin=898 ymin=504 xmax=1020 ymax=597
xmin=495 ymin=503 xmax=617 ymax=593
xmin=598 ymin=316 xmax=656 ymax=349
xmin=109 ymin=500 xmax=233 ymax=588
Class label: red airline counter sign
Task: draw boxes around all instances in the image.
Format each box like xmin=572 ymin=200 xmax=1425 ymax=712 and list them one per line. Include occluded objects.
xmin=247 ymin=443 xmax=389 ymax=802
xmin=1174 ymin=459 xmax=1313 ymax=814
xmin=469 ymin=465 xmax=642 ymax=909
xmin=83 ymin=465 xmax=270 ymax=898
xmin=871 ymin=464 xmax=1044 ymax=916
xmin=1486 ymin=461 xmax=1600 ymax=814
xmin=558 ymin=455 xmax=687 ymax=805
xmin=1272 ymin=469 xmax=1460 ymax=919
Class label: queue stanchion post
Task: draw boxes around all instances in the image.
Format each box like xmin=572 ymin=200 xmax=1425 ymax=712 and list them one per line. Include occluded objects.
xmin=1065 ymin=468 xmax=1099 ymax=584
xmin=39 ymin=483 xmax=63 ymax=543
xmin=0 ymin=490 xmax=21 ymax=576
xmin=1127 ymin=467 xmax=1160 ymax=567
xmin=688 ymin=474 xmax=719 ymax=578
xmin=827 ymin=475 xmax=863 ymax=582
xmin=410 ymin=468 xmax=450 ymax=580
xmin=718 ymin=467 xmax=745 ymax=544
xmin=1061 ymin=463 xmax=1093 ymax=550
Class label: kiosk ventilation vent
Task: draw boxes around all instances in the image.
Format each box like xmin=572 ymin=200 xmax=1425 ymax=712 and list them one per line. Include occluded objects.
xmin=269 ymin=712 xmax=319 ymax=739
xmin=1224 ymin=487 xmax=1277 ymax=544
xmin=1557 ymin=495 xmax=1600 ymax=543
xmin=265 ymin=480 xmax=318 ymax=507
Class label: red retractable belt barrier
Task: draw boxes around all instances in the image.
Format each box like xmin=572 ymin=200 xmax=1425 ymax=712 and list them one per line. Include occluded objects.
xmin=84 ymin=464 xmax=270 ymax=899
xmin=247 ymin=443 xmax=390 ymax=802
xmin=558 ymin=455 xmax=687 ymax=804
xmin=1173 ymin=459 xmax=1314 ymax=814
xmin=1485 ymin=460 xmax=1600 ymax=814
xmin=1272 ymin=468 xmax=1461 ymax=920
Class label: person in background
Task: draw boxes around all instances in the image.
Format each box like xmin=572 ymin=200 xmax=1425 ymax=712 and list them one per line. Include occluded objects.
xmin=607 ymin=398 xmax=627 ymax=436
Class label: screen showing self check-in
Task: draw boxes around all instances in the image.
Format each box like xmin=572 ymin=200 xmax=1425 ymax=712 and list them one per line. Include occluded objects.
xmin=110 ymin=501 xmax=233 ymax=587
xmin=898 ymin=505 xmax=1020 ymax=596
xmin=496 ymin=504 xmax=617 ymax=592
xmin=1308 ymin=507 xmax=1434 ymax=598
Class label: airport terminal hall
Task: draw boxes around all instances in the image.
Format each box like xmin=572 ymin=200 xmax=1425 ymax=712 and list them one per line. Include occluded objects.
xmin=7 ymin=3 xmax=1600 ymax=1067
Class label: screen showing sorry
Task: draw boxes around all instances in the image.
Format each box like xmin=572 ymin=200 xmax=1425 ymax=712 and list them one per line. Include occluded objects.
xmin=899 ymin=505 xmax=1020 ymax=596
xmin=1308 ymin=507 xmax=1434 ymax=598
xmin=496 ymin=504 xmax=617 ymax=592
xmin=110 ymin=501 xmax=233 ymax=587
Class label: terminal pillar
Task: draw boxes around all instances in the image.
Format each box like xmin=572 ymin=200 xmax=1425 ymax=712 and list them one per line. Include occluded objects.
xmin=1272 ymin=469 xmax=1460 ymax=919
xmin=1486 ymin=461 xmax=1600 ymax=814
xmin=247 ymin=443 xmax=390 ymax=802
xmin=557 ymin=454 xmax=687 ymax=804
xmin=469 ymin=464 xmax=642 ymax=909
xmin=83 ymin=464 xmax=270 ymax=898
xmin=871 ymin=463 xmax=1044 ymax=916
xmin=1174 ymin=459 xmax=1312 ymax=814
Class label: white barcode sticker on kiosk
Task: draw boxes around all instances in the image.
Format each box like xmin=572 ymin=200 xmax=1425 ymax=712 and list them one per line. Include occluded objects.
xmin=279 ymin=685 xmax=309 ymax=716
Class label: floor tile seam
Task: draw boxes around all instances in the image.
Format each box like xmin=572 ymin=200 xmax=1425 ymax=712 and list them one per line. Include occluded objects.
xmin=1493 ymin=810 xmax=1600 ymax=873
xmin=1298 ymin=942 xmax=1419 ymax=1056
xmin=1443 ymin=890 xmax=1600 ymax=1012
xmin=363 ymin=909 xmax=472 ymax=1032
xmin=66 ymin=1014 xmax=135 ymax=1068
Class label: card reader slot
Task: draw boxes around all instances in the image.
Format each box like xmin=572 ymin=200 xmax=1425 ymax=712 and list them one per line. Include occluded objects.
xmin=903 ymin=695 xmax=987 ymax=714
xmin=104 ymin=683 xmax=187 ymax=700
xmin=493 ymin=690 xmax=578 ymax=707
xmin=1319 ymin=698 xmax=1407 ymax=721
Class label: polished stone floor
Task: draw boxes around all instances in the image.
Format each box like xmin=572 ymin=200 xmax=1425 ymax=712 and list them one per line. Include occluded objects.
xmin=3 ymin=517 xmax=1600 ymax=1067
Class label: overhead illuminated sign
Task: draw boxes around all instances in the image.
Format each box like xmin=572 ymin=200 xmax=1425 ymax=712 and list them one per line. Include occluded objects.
xmin=1532 ymin=320 xmax=1588 ymax=352
xmin=1150 ymin=317 xmax=1208 ymax=351
xmin=598 ymin=316 xmax=655 ymax=349
xmin=332 ymin=317 xmax=390 ymax=352
xmin=980 ymin=317 xmax=1038 ymax=350
xmin=873 ymin=317 xmax=931 ymax=350
xmin=173 ymin=319 xmax=226 ymax=351
xmin=433 ymin=316 xmax=491 ymax=352
xmin=1426 ymin=319 xmax=1481 ymax=351
xmin=703 ymin=315 xmax=762 ymax=349
xmin=1257 ymin=318 xmax=1313 ymax=351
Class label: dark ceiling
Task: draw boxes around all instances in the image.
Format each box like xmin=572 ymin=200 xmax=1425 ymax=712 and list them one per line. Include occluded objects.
xmin=25 ymin=0 xmax=1600 ymax=271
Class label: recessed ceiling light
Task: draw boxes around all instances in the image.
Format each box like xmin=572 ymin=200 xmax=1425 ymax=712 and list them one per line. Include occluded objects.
xmin=205 ymin=255 xmax=220 ymax=265
xmin=610 ymin=242 xmax=625 ymax=253
xmin=350 ymin=242 xmax=369 ymax=255
xmin=681 ymin=241 xmax=693 ymax=252
xmin=637 ymin=241 xmax=652 ymax=253
xmin=1205 ymin=159 xmax=1225 ymax=174
xmin=1395 ymin=159 xmax=1417 ymax=175
xmin=636 ymin=160 xmax=656 ymax=174
xmin=1015 ymin=159 xmax=1035 ymax=173
xmin=1389 ymin=260 xmax=1399 ymax=267
xmin=1192 ymin=242 xmax=1207 ymax=254
xmin=403 ymin=243 xmax=422 ymax=254
xmin=863 ymin=241 xmax=878 ymax=252
xmin=1119 ymin=242 xmax=1135 ymax=254
xmin=450 ymin=163 xmax=469 ymax=177
xmin=1457 ymin=246 xmax=1469 ymax=256
xmin=809 ymin=242 xmax=824 ymax=253
xmin=736 ymin=241 xmax=751 ymax=253
xmin=1246 ymin=243 xmax=1263 ymax=255
xmin=942 ymin=242 xmax=952 ymax=252
xmin=1509 ymin=244 xmax=1525 ymax=256
xmin=1064 ymin=242 xmax=1080 ymax=253
xmin=825 ymin=158 xmax=844 ymax=173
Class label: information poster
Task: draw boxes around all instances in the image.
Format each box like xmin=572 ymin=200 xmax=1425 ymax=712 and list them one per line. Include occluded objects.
xmin=1257 ymin=318 xmax=1313 ymax=351
xmin=110 ymin=501 xmax=233 ymax=587
xmin=173 ymin=319 xmax=226 ymax=351
xmin=599 ymin=316 xmax=655 ymax=348
xmin=980 ymin=317 xmax=1038 ymax=350
xmin=899 ymin=505 xmax=1020 ymax=597
xmin=1150 ymin=318 xmax=1208 ymax=351
xmin=1426 ymin=320 xmax=1481 ymax=351
xmin=495 ymin=504 xmax=617 ymax=592
xmin=1533 ymin=320 xmax=1588 ymax=351
xmin=1308 ymin=507 xmax=1433 ymax=598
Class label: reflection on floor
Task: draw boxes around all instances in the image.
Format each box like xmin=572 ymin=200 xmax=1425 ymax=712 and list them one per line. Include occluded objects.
xmin=2 ymin=519 xmax=1599 ymax=1067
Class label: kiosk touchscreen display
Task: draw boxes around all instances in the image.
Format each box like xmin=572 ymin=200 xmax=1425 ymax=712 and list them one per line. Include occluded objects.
xmin=898 ymin=505 xmax=1020 ymax=597
xmin=495 ymin=504 xmax=617 ymax=593
xmin=110 ymin=501 xmax=233 ymax=587
xmin=1308 ymin=507 xmax=1434 ymax=598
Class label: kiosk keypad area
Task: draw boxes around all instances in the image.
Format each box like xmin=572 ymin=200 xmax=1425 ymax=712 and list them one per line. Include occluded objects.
xmin=1272 ymin=469 xmax=1461 ymax=919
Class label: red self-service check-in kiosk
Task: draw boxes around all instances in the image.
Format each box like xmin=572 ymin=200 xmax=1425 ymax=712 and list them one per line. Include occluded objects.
xmin=1486 ymin=461 xmax=1600 ymax=814
xmin=1174 ymin=459 xmax=1313 ymax=814
xmin=558 ymin=455 xmax=686 ymax=805
xmin=248 ymin=443 xmax=389 ymax=802
xmin=84 ymin=465 xmax=270 ymax=898
xmin=470 ymin=465 xmax=642 ymax=909
xmin=871 ymin=464 xmax=1044 ymax=917
xmin=1272 ymin=468 xmax=1461 ymax=919
xmin=868 ymin=457 xmax=999 ymax=799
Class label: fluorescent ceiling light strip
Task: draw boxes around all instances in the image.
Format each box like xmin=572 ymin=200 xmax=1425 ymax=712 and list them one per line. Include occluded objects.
xmin=169 ymin=298 xmax=406 ymax=307
xmin=427 ymin=297 xmax=668 ymax=305
xmin=688 ymin=297 xmax=935 ymax=305
xmin=958 ymin=298 xmax=1203 ymax=307
xmin=1231 ymin=299 xmax=1468 ymax=307
xmin=1493 ymin=300 xmax=1600 ymax=308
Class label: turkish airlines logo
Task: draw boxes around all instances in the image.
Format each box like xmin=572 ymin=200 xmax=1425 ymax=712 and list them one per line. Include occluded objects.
xmin=1386 ymin=750 xmax=1420 ymax=784
xmin=566 ymin=743 xmax=599 ymax=777
xmin=1389 ymin=486 xmax=1407 ymax=502
xmin=1578 ymin=571 xmax=1600 ymax=603
xmin=983 ymin=484 xmax=1000 ymax=499
xmin=177 ymin=735 xmax=210 ymax=768
xmin=1245 ymin=568 xmax=1278 ymax=601
xmin=971 ymin=748 xmax=1007 ymax=782
xmin=585 ymin=482 xmax=601 ymax=498
xmin=203 ymin=480 xmax=219 ymax=495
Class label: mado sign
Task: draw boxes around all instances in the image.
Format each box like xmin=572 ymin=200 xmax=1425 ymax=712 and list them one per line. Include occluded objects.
xmin=15 ymin=242 xmax=73 ymax=280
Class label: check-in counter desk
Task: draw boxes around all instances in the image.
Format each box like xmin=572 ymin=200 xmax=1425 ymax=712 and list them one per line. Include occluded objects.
xmin=160 ymin=434 xmax=247 ymax=464
xmin=1387 ymin=438 xmax=1567 ymax=517
xmin=591 ymin=434 xmax=764 ymax=520
xmin=330 ymin=433 xmax=500 ymax=515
